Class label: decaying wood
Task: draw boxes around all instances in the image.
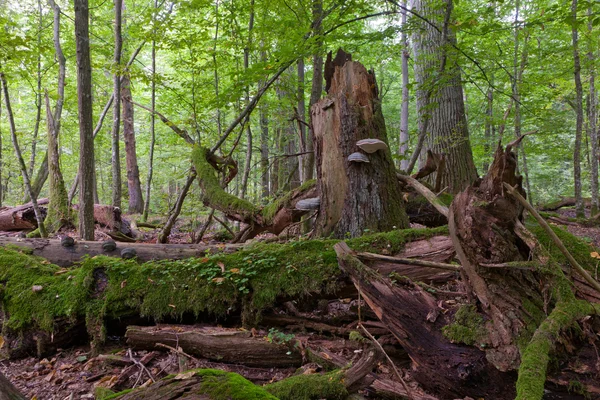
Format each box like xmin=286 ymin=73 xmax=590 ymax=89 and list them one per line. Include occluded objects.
xmin=504 ymin=182 xmax=600 ymax=294
xmin=312 ymin=49 xmax=409 ymax=238
xmin=398 ymin=174 xmax=449 ymax=218
xmin=0 ymin=371 xmax=25 ymax=400
xmin=539 ymin=197 xmax=591 ymax=211
xmin=0 ymin=198 xmax=49 ymax=231
xmin=113 ymin=351 xmax=159 ymax=390
xmin=334 ymin=241 xmax=513 ymax=399
xmin=125 ymin=325 xmax=302 ymax=368
xmin=0 ymin=236 xmax=242 ymax=267
xmin=357 ymin=252 xmax=460 ymax=271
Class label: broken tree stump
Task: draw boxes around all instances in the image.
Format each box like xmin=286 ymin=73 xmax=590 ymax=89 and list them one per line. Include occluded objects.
xmin=312 ymin=49 xmax=409 ymax=238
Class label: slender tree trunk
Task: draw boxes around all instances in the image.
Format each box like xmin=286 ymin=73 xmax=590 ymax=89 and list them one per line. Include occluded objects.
xmin=572 ymin=0 xmax=585 ymax=217
xmin=271 ymin=128 xmax=281 ymax=194
xmin=74 ymin=0 xmax=96 ymax=240
xmin=121 ymin=75 xmax=144 ymax=213
xmin=306 ymin=0 xmax=323 ymax=181
xmin=399 ymin=0 xmax=410 ymax=172
xmin=0 ymin=86 xmax=2 ymax=207
xmin=588 ymin=8 xmax=599 ymax=216
xmin=512 ymin=0 xmax=533 ymax=204
xmin=240 ymin=0 xmax=254 ymax=200
xmin=44 ymin=0 xmax=70 ymax=233
xmin=411 ymin=0 xmax=478 ymax=192
xmin=259 ymin=49 xmax=270 ymax=199
xmin=143 ymin=0 xmax=158 ymax=221
xmin=158 ymin=172 xmax=195 ymax=243
xmin=1 ymin=71 xmax=47 ymax=238
xmin=298 ymin=58 xmax=307 ymax=183
xmin=483 ymin=84 xmax=493 ymax=172
xmin=111 ymin=0 xmax=123 ymax=209
xmin=29 ymin=0 xmax=43 ymax=178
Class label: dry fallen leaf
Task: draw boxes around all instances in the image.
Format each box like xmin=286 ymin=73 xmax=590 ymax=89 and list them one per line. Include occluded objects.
xmin=212 ymin=277 xmax=225 ymax=283
xmin=174 ymin=371 xmax=196 ymax=380
xmin=229 ymin=268 xmax=240 ymax=274
xmin=218 ymin=262 xmax=226 ymax=272
xmin=120 ymin=280 xmax=127 ymax=288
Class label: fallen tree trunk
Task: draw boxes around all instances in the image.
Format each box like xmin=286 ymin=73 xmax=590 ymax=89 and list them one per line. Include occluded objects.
xmin=0 ymin=371 xmax=25 ymax=400
xmin=125 ymin=325 xmax=302 ymax=368
xmin=335 ymin=241 xmax=513 ymax=399
xmin=0 ymin=198 xmax=49 ymax=230
xmin=0 ymin=236 xmax=243 ymax=266
xmin=0 ymin=229 xmax=454 ymax=359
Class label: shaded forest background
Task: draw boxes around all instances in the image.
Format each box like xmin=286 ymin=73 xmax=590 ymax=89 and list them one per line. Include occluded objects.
xmin=0 ymin=0 xmax=596 ymax=221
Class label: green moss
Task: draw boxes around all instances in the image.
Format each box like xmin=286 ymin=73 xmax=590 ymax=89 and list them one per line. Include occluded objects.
xmin=102 ymin=389 xmax=133 ymax=400
xmin=0 ymin=227 xmax=449 ymax=341
xmin=191 ymin=146 xmax=257 ymax=219
xmin=194 ymin=369 xmax=279 ymax=399
xmin=261 ymin=179 xmax=316 ymax=224
xmin=516 ymin=299 xmax=595 ymax=400
xmin=266 ymin=371 xmax=348 ymax=400
xmin=442 ymin=304 xmax=486 ymax=346
xmin=568 ymin=380 xmax=591 ymax=399
xmin=95 ymin=387 xmax=117 ymax=400
xmin=108 ymin=369 xmax=277 ymax=400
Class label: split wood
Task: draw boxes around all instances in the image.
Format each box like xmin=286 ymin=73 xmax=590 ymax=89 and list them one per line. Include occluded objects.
xmin=503 ymin=182 xmax=600 ymax=294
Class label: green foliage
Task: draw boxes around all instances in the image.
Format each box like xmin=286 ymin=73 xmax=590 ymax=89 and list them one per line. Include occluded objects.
xmin=266 ymin=328 xmax=295 ymax=345
xmin=265 ymin=371 xmax=348 ymax=400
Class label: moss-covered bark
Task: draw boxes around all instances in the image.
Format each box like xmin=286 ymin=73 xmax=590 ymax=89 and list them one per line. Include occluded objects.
xmin=0 ymin=227 xmax=445 ymax=357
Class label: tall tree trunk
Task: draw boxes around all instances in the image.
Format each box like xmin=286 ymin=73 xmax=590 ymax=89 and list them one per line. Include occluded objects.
xmin=74 ymin=0 xmax=95 ymax=240
xmin=572 ymin=0 xmax=584 ymax=218
xmin=44 ymin=0 xmax=70 ymax=233
xmin=399 ymin=0 xmax=410 ymax=172
xmin=512 ymin=0 xmax=533 ymax=204
xmin=1 ymin=71 xmax=47 ymax=238
xmin=143 ymin=0 xmax=158 ymax=221
xmin=29 ymin=0 xmax=43 ymax=178
xmin=0 ymin=86 xmax=2 ymax=207
xmin=259 ymin=48 xmax=270 ymax=199
xmin=298 ymin=58 xmax=307 ymax=183
xmin=306 ymin=0 xmax=323 ymax=181
xmin=411 ymin=0 xmax=478 ymax=193
xmin=240 ymin=0 xmax=254 ymax=200
xmin=271 ymin=129 xmax=281 ymax=195
xmin=111 ymin=0 xmax=123 ymax=209
xmin=121 ymin=75 xmax=144 ymax=214
xmin=483 ymin=84 xmax=493 ymax=173
xmin=312 ymin=51 xmax=409 ymax=238
xmin=23 ymin=153 xmax=48 ymax=203
xmin=588 ymin=8 xmax=598 ymax=216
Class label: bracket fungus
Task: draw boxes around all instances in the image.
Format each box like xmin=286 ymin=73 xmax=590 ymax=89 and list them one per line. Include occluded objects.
xmin=348 ymin=152 xmax=370 ymax=163
xmin=356 ymin=138 xmax=388 ymax=153
xmin=296 ymin=197 xmax=321 ymax=210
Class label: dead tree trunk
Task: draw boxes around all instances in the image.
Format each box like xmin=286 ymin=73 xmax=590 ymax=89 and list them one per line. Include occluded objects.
xmin=0 ymin=372 xmax=25 ymax=400
xmin=312 ymin=50 xmax=408 ymax=238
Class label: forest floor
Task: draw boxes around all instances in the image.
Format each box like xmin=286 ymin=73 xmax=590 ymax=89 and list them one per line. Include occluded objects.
xmin=1 ymin=207 xmax=599 ymax=400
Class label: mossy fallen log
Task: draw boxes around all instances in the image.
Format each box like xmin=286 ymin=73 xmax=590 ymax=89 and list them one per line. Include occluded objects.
xmin=0 ymin=227 xmax=448 ymax=359
xmin=0 ymin=236 xmax=243 ymax=267
xmin=98 ymin=369 xmax=279 ymax=400
xmin=125 ymin=325 xmax=302 ymax=368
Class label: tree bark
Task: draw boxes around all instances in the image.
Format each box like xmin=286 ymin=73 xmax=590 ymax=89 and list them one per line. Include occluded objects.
xmin=44 ymin=0 xmax=70 ymax=233
xmin=0 ymin=236 xmax=242 ymax=267
xmin=157 ymin=172 xmax=195 ymax=243
xmin=240 ymin=0 xmax=254 ymax=200
xmin=411 ymin=0 xmax=478 ymax=192
xmin=399 ymin=0 xmax=410 ymax=172
xmin=1 ymin=71 xmax=47 ymax=238
xmin=312 ymin=51 xmax=409 ymax=238
xmin=0 ymin=371 xmax=25 ymax=400
xmin=305 ymin=0 xmax=323 ymax=182
xmin=142 ymin=0 xmax=157 ymax=221
xmin=121 ymin=75 xmax=144 ymax=214
xmin=126 ymin=325 xmax=302 ymax=368
xmin=74 ymin=0 xmax=95 ymax=241
xmin=572 ymin=0 xmax=584 ymax=217
xmin=111 ymin=0 xmax=123 ymax=209
xmin=588 ymin=8 xmax=598 ymax=216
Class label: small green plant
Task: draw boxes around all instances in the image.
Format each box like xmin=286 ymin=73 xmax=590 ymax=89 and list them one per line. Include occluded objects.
xmin=266 ymin=328 xmax=295 ymax=345
xmin=348 ymin=330 xmax=366 ymax=343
